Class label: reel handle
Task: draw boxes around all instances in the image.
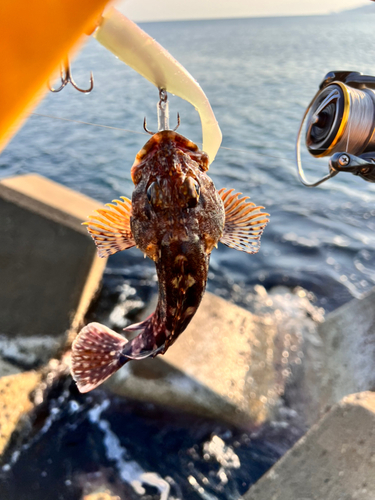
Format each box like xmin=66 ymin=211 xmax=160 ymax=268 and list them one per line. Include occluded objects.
xmin=330 ymin=152 xmax=375 ymax=182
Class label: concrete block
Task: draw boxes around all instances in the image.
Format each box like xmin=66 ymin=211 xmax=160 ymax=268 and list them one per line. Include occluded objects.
xmin=164 ymin=292 xmax=279 ymax=423
xmin=105 ymin=289 xmax=313 ymax=425
xmin=0 ymin=174 xmax=107 ymax=365
xmin=0 ymin=359 xmax=22 ymax=378
xmin=0 ymin=371 xmax=42 ymax=457
xmin=244 ymin=391 xmax=375 ymax=500
xmin=318 ymin=288 xmax=375 ymax=406
xmin=292 ymin=287 xmax=375 ymax=424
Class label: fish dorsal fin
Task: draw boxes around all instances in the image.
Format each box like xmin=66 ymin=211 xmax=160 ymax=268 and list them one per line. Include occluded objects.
xmin=83 ymin=197 xmax=136 ymax=258
xmin=218 ymin=188 xmax=269 ymax=254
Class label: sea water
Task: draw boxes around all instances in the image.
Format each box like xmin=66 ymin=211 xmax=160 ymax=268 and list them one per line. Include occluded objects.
xmin=2 ymin=11 xmax=375 ymax=500
xmin=2 ymin=13 xmax=375 ymax=311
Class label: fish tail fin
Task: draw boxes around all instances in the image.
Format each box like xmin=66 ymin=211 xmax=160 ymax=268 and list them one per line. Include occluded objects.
xmin=71 ymin=322 xmax=128 ymax=393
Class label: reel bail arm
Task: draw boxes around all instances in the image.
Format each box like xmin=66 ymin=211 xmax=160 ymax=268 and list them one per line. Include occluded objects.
xmin=295 ymin=88 xmax=339 ymax=187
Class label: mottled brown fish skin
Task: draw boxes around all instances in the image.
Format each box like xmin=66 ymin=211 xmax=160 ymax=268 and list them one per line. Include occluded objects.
xmin=123 ymin=130 xmax=225 ymax=357
xmin=72 ymin=129 xmax=269 ymax=392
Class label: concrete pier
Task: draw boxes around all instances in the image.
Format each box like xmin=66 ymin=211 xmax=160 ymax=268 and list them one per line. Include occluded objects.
xmin=0 ymin=370 xmax=42 ymax=457
xmin=245 ymin=391 xmax=375 ymax=500
xmin=104 ymin=286 xmax=320 ymax=426
xmin=1 ymin=174 xmax=375 ymax=498
xmin=0 ymin=173 xmax=106 ymax=365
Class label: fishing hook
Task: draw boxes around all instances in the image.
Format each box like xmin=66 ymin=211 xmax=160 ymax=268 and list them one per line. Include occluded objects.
xmin=173 ymin=113 xmax=181 ymax=132
xmin=143 ymin=117 xmax=155 ymax=135
xmin=143 ymin=89 xmax=181 ymax=135
xmin=143 ymin=113 xmax=181 ymax=135
xmin=49 ymin=57 xmax=94 ymax=93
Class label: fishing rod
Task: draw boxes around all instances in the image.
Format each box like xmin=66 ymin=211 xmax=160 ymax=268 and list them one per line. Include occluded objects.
xmin=296 ymin=71 xmax=375 ymax=186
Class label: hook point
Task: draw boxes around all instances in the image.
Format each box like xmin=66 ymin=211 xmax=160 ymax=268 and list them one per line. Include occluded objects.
xmin=143 ymin=117 xmax=155 ymax=135
xmin=173 ymin=113 xmax=181 ymax=131
xmin=48 ymin=58 xmax=94 ymax=94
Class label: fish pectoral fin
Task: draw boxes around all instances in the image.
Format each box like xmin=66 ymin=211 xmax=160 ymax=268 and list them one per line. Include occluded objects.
xmin=71 ymin=322 xmax=128 ymax=393
xmin=218 ymin=188 xmax=269 ymax=254
xmin=83 ymin=196 xmax=136 ymax=258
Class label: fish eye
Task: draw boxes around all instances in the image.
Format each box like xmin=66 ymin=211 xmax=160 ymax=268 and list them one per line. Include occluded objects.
xmin=193 ymin=180 xmax=200 ymax=197
xmin=147 ymin=181 xmax=165 ymax=209
xmin=188 ymin=178 xmax=200 ymax=199
xmin=180 ymin=177 xmax=200 ymax=208
xmin=147 ymin=182 xmax=156 ymax=202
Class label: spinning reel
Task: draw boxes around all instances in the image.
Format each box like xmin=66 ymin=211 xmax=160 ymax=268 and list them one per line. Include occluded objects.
xmin=296 ymin=71 xmax=375 ymax=186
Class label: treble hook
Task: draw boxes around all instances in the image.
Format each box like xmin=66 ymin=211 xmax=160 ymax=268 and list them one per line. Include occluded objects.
xmin=143 ymin=117 xmax=155 ymax=135
xmin=174 ymin=113 xmax=181 ymax=132
xmin=143 ymin=113 xmax=181 ymax=135
xmin=143 ymin=89 xmax=181 ymax=135
xmin=49 ymin=57 xmax=94 ymax=93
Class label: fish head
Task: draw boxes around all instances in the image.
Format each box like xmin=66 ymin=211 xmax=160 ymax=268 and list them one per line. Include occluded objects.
xmin=146 ymin=173 xmax=200 ymax=211
xmin=130 ymin=131 xmax=225 ymax=260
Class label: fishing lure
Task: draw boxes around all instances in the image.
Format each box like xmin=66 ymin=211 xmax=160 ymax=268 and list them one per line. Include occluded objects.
xmin=71 ymin=130 xmax=268 ymax=392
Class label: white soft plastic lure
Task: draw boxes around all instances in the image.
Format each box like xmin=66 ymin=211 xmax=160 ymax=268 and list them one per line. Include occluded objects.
xmin=93 ymin=6 xmax=222 ymax=163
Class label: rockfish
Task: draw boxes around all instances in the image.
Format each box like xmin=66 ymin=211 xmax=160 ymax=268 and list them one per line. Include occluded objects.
xmin=71 ymin=130 xmax=268 ymax=392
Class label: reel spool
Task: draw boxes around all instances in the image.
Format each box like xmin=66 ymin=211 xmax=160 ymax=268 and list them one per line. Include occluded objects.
xmin=296 ymin=71 xmax=375 ymax=186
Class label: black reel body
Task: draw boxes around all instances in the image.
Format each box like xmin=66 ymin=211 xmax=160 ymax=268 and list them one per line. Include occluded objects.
xmin=296 ymin=71 xmax=375 ymax=186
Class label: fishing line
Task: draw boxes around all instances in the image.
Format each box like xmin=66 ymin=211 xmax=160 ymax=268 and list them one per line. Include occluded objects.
xmin=30 ymin=112 xmax=294 ymax=162
xmin=31 ymin=112 xmax=148 ymax=136
xmin=220 ymin=146 xmax=291 ymax=161
xmin=342 ymin=86 xmax=375 ymax=155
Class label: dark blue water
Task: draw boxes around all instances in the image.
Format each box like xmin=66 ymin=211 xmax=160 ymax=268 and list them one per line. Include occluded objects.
xmin=2 ymin=13 xmax=375 ymax=313
xmin=0 ymin=375 xmax=302 ymax=500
